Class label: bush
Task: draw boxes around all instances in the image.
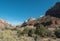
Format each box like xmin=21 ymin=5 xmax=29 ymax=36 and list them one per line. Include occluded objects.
xmin=28 ymin=29 xmax=35 ymax=37
xmin=47 ymin=31 xmax=55 ymax=37
xmin=17 ymin=27 xmax=36 ymax=37
xmin=0 ymin=30 xmax=17 ymax=41
xmin=35 ymin=24 xmax=49 ymax=37
xmin=17 ymin=27 xmax=30 ymax=36
xmin=54 ymin=29 xmax=60 ymax=38
xmin=17 ymin=25 xmax=50 ymax=37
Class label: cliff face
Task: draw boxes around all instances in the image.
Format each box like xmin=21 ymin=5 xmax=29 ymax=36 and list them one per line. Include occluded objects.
xmin=45 ymin=2 xmax=60 ymax=18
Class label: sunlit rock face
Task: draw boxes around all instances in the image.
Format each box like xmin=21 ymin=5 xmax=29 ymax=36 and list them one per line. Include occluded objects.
xmin=0 ymin=18 xmax=15 ymax=30
xmin=22 ymin=17 xmax=36 ymax=27
xmin=0 ymin=19 xmax=5 ymax=28
xmin=28 ymin=17 xmax=36 ymax=22
xmin=45 ymin=2 xmax=60 ymax=18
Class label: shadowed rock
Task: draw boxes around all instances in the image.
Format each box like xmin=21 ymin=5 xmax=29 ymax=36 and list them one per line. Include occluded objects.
xmin=46 ymin=2 xmax=60 ymax=18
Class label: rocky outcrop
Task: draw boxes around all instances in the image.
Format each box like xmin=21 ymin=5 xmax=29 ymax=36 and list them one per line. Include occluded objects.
xmin=46 ymin=2 xmax=60 ymax=18
xmin=22 ymin=17 xmax=36 ymax=27
xmin=0 ymin=19 xmax=8 ymax=29
xmin=0 ymin=18 xmax=15 ymax=30
xmin=28 ymin=17 xmax=36 ymax=22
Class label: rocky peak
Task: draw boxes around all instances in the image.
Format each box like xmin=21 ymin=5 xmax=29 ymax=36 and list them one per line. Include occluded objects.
xmin=28 ymin=17 xmax=36 ymax=22
xmin=45 ymin=2 xmax=60 ymax=18
xmin=56 ymin=2 xmax=60 ymax=7
xmin=21 ymin=17 xmax=36 ymax=27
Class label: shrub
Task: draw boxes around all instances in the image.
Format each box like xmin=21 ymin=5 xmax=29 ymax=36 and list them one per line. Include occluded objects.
xmin=35 ymin=24 xmax=49 ymax=37
xmin=17 ymin=27 xmax=30 ymax=36
xmin=54 ymin=29 xmax=60 ymax=38
xmin=47 ymin=31 xmax=55 ymax=37
xmin=28 ymin=29 xmax=35 ymax=37
xmin=17 ymin=27 xmax=36 ymax=37
xmin=0 ymin=30 xmax=17 ymax=41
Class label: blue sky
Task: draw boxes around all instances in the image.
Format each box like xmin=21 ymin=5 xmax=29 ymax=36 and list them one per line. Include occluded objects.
xmin=0 ymin=0 xmax=60 ymax=25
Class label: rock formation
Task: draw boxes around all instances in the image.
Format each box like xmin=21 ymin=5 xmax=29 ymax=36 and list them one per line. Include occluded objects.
xmin=21 ymin=2 xmax=60 ymax=27
xmin=46 ymin=2 xmax=60 ymax=18
xmin=0 ymin=18 xmax=15 ymax=30
xmin=22 ymin=17 xmax=36 ymax=27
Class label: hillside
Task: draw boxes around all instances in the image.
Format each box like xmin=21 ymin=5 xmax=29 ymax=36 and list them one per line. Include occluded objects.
xmin=0 ymin=2 xmax=60 ymax=41
xmin=0 ymin=19 xmax=15 ymax=30
xmin=12 ymin=2 xmax=60 ymax=41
